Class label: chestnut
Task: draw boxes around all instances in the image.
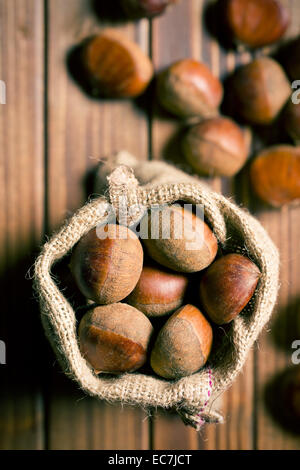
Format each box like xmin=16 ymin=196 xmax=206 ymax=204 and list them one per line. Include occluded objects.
xmin=182 ymin=116 xmax=249 ymax=177
xmin=126 ymin=261 xmax=188 ymax=317
xmin=142 ymin=205 xmax=218 ymax=273
xmin=156 ymin=59 xmax=223 ymax=119
xmin=79 ymin=303 xmax=153 ymax=374
xmin=223 ymin=0 xmax=290 ymax=48
xmin=81 ymin=29 xmax=153 ymax=98
xmin=283 ymin=100 xmax=300 ymax=144
xmin=70 ymin=224 xmax=143 ymax=304
xmin=150 ymin=304 xmax=213 ymax=379
xmin=250 ymin=145 xmax=300 ymax=207
xmin=230 ymin=57 xmax=291 ymax=125
xmin=121 ymin=0 xmax=177 ymax=18
xmin=199 ymin=254 xmax=261 ymax=325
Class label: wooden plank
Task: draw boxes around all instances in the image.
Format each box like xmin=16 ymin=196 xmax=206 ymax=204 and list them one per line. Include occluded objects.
xmin=0 ymin=0 xmax=45 ymax=449
xmin=151 ymin=0 xmax=254 ymax=450
xmin=201 ymin=44 xmax=255 ymax=451
xmin=46 ymin=0 xmax=150 ymax=450
xmin=150 ymin=0 xmax=201 ymax=449
xmin=254 ymin=0 xmax=300 ymax=450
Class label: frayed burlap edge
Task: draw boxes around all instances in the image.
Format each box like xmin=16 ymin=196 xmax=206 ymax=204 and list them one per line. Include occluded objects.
xmin=34 ymin=152 xmax=280 ymax=430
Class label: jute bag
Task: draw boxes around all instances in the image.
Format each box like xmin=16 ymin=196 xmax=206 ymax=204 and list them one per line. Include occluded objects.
xmin=34 ymin=151 xmax=280 ymax=430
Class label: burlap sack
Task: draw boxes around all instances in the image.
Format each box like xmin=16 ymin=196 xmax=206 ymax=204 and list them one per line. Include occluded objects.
xmin=34 ymin=151 xmax=280 ymax=430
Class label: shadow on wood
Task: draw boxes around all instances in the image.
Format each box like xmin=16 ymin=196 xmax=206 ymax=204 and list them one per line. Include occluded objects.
xmin=91 ymin=0 xmax=128 ymax=24
xmin=264 ymin=366 xmax=300 ymax=435
xmin=271 ymin=297 xmax=300 ymax=352
xmin=0 ymin=248 xmax=48 ymax=448
xmin=203 ymin=0 xmax=234 ymax=51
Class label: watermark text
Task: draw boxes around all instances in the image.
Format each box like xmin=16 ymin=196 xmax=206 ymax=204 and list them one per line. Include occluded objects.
xmin=291 ymin=340 xmax=300 ymax=365
xmin=291 ymin=80 xmax=300 ymax=105
xmin=0 ymin=80 xmax=6 ymax=104
xmin=95 ymin=202 xmax=206 ymax=251
xmin=0 ymin=340 xmax=6 ymax=365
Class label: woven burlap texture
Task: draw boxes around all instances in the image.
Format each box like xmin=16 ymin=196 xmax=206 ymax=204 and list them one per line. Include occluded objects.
xmin=34 ymin=151 xmax=280 ymax=430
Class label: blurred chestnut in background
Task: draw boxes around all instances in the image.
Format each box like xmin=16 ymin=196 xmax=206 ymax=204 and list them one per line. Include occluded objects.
xmin=182 ymin=116 xmax=250 ymax=177
xmin=223 ymin=0 xmax=290 ymax=48
xmin=250 ymin=145 xmax=300 ymax=207
xmin=280 ymin=366 xmax=300 ymax=426
xmin=142 ymin=205 xmax=218 ymax=273
xmin=70 ymin=225 xmax=143 ymax=304
xmin=82 ymin=29 xmax=153 ymax=98
xmin=121 ymin=0 xmax=177 ymax=18
xmin=283 ymin=99 xmax=300 ymax=144
xmin=150 ymin=304 xmax=213 ymax=379
xmin=79 ymin=303 xmax=153 ymax=374
xmin=230 ymin=57 xmax=291 ymax=125
xmin=157 ymin=59 xmax=223 ymax=119
xmin=199 ymin=254 xmax=261 ymax=325
xmin=127 ymin=261 xmax=188 ymax=317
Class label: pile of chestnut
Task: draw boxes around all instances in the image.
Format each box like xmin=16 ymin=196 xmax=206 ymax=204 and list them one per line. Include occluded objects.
xmin=76 ymin=0 xmax=300 ymax=208
xmin=70 ymin=205 xmax=261 ymax=379
xmin=62 ymin=0 xmax=300 ymax=425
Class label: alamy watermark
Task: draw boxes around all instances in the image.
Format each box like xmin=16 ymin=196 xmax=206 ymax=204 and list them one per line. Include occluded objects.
xmin=0 ymin=80 xmax=6 ymax=104
xmin=95 ymin=202 xmax=206 ymax=251
xmin=291 ymin=340 xmax=300 ymax=365
xmin=291 ymin=80 xmax=300 ymax=105
xmin=0 ymin=340 xmax=6 ymax=365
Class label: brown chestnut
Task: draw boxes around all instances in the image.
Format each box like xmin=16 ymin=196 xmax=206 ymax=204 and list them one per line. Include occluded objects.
xmin=182 ymin=117 xmax=249 ymax=177
xmin=157 ymin=59 xmax=223 ymax=119
xmin=126 ymin=261 xmax=188 ymax=317
xmin=230 ymin=57 xmax=291 ymax=125
xmin=121 ymin=0 xmax=177 ymax=18
xmin=223 ymin=0 xmax=290 ymax=48
xmin=70 ymin=224 xmax=143 ymax=304
xmin=283 ymin=100 xmax=300 ymax=144
xmin=199 ymin=254 xmax=261 ymax=325
xmin=79 ymin=303 xmax=153 ymax=374
xmin=82 ymin=29 xmax=153 ymax=98
xmin=150 ymin=304 xmax=213 ymax=379
xmin=142 ymin=205 xmax=218 ymax=273
xmin=250 ymin=145 xmax=300 ymax=207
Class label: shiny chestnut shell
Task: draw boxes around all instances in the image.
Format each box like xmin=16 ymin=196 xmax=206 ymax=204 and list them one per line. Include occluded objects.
xmin=126 ymin=262 xmax=188 ymax=317
xmin=250 ymin=145 xmax=300 ymax=207
xmin=82 ymin=29 xmax=153 ymax=98
xmin=230 ymin=57 xmax=291 ymax=125
xmin=70 ymin=225 xmax=143 ymax=304
xmin=157 ymin=59 xmax=223 ymax=119
xmin=224 ymin=0 xmax=290 ymax=48
xmin=182 ymin=117 xmax=249 ymax=177
xmin=199 ymin=254 xmax=261 ymax=325
xmin=150 ymin=304 xmax=213 ymax=379
xmin=79 ymin=303 xmax=153 ymax=374
xmin=142 ymin=205 xmax=218 ymax=273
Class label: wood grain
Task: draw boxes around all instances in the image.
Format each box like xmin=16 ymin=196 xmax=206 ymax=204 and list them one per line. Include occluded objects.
xmin=151 ymin=0 xmax=254 ymax=450
xmin=253 ymin=0 xmax=300 ymax=451
xmin=0 ymin=0 xmax=45 ymax=450
xmin=45 ymin=0 xmax=150 ymax=450
xmin=0 ymin=0 xmax=300 ymax=450
xmin=150 ymin=1 xmax=201 ymax=448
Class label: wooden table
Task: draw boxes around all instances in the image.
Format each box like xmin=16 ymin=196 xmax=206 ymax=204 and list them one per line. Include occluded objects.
xmin=0 ymin=0 xmax=300 ymax=450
